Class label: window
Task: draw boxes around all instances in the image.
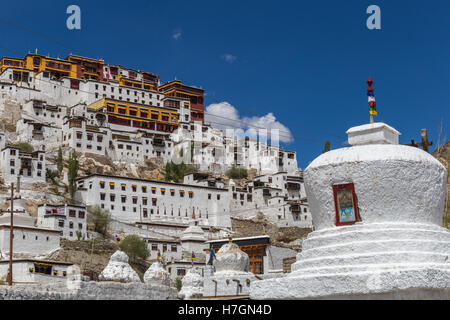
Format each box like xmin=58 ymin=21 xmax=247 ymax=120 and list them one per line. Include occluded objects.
xmin=171 ymin=245 xmax=177 ymax=252
xmin=78 ymin=211 xmax=85 ymax=219
xmin=163 ymin=244 xmax=167 ymax=252
xmin=69 ymin=222 xmax=74 ymax=229
xmin=217 ymin=194 xmax=221 ymax=200
xmin=143 ymin=208 xmax=148 ymax=218
xmin=142 ymin=198 xmax=148 ymax=205
xmin=208 ymin=194 xmax=211 ymax=200
xmin=132 ymin=197 xmax=138 ymax=204
xmin=110 ymin=194 xmax=116 ymax=202
xmin=142 ymin=186 xmax=147 ymax=193
xmin=151 ymin=244 xmax=158 ymax=251
xmin=177 ymin=268 xmax=186 ymax=276
xmin=69 ymin=210 xmax=76 ymax=217
xmin=189 ymin=192 xmax=194 ymax=199
xmin=121 ymin=195 xmax=127 ymax=203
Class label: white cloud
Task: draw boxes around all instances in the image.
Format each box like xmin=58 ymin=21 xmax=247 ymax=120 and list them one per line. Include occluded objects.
xmin=205 ymin=102 xmax=293 ymax=143
xmin=172 ymin=29 xmax=182 ymax=40
xmin=220 ymin=53 xmax=237 ymax=63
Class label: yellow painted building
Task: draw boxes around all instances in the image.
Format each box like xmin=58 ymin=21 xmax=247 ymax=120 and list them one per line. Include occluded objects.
xmin=23 ymin=54 xmax=78 ymax=79
xmin=116 ymin=75 xmax=157 ymax=91
xmin=0 ymin=57 xmax=25 ymax=73
xmin=88 ymin=98 xmax=180 ymax=132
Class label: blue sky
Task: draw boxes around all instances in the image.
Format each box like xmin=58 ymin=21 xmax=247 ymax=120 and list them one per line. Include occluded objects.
xmin=1 ymin=0 xmax=449 ymax=169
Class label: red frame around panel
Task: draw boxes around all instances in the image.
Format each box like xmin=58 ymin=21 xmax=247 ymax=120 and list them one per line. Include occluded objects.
xmin=333 ymin=183 xmax=358 ymax=226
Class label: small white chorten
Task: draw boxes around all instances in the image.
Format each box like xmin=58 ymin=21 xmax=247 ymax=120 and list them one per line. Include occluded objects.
xmin=204 ymin=242 xmax=257 ymax=297
xmin=181 ymin=221 xmax=207 ymax=255
xmin=178 ymin=266 xmax=204 ymax=300
xmin=143 ymin=262 xmax=170 ymax=286
xmin=98 ymin=251 xmax=140 ymax=283
xmin=251 ymin=122 xmax=450 ymax=300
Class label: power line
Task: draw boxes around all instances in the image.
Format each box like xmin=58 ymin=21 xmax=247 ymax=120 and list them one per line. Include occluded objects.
xmin=0 ymin=18 xmax=90 ymax=57
xmin=0 ymin=21 xmax=346 ymax=143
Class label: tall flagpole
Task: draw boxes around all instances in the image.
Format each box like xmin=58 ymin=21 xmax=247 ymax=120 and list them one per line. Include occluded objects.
xmin=367 ymin=77 xmax=377 ymax=123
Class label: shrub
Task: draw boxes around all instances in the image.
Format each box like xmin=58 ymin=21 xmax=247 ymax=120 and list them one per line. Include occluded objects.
xmin=11 ymin=142 xmax=34 ymax=153
xmin=119 ymin=235 xmax=150 ymax=260
xmin=164 ymin=161 xmax=197 ymax=183
xmin=226 ymin=165 xmax=248 ymax=179
xmin=46 ymin=169 xmax=60 ymax=181
xmin=175 ymin=276 xmax=183 ymax=292
xmin=87 ymin=205 xmax=111 ymax=237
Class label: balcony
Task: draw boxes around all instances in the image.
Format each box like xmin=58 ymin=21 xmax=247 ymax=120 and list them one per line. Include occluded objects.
xmin=152 ymin=138 xmax=165 ymax=147
xmin=286 ymin=183 xmax=300 ymax=191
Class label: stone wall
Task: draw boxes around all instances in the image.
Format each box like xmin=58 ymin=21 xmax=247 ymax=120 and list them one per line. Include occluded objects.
xmin=0 ymin=281 xmax=178 ymax=300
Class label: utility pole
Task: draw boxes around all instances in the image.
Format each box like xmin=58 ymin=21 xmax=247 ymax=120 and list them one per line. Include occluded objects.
xmin=406 ymin=128 xmax=433 ymax=153
xmin=5 ymin=183 xmax=22 ymax=286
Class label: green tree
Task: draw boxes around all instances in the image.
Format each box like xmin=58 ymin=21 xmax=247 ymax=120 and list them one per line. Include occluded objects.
xmin=57 ymin=147 xmax=63 ymax=173
xmin=87 ymin=205 xmax=111 ymax=237
xmin=119 ymin=235 xmax=150 ymax=260
xmin=164 ymin=161 xmax=197 ymax=183
xmin=226 ymin=165 xmax=248 ymax=179
xmin=322 ymin=140 xmax=331 ymax=154
xmin=46 ymin=168 xmax=60 ymax=182
xmin=68 ymin=151 xmax=79 ymax=200
xmin=175 ymin=276 xmax=183 ymax=292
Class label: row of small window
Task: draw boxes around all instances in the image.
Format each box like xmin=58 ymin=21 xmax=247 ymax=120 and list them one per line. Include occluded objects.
xmin=13 ymin=234 xmax=51 ymax=241
xmin=150 ymin=243 xmax=178 ymax=252
xmin=58 ymin=220 xmax=84 ymax=229
xmin=35 ymin=112 xmax=61 ymax=118
xmin=10 ymin=169 xmax=42 ymax=177
xmin=98 ymin=183 xmax=198 ymax=197
xmin=293 ymin=214 xmax=309 ymax=221
xmin=233 ymin=193 xmax=252 ymax=202
xmin=75 ymin=144 xmax=103 ymax=152
xmin=60 ymin=230 xmax=80 ymax=237
xmin=8 ymin=149 xmax=44 ymax=161
xmin=95 ymin=84 xmax=161 ymax=100
xmin=99 ymin=189 xmax=221 ymax=201
xmin=46 ymin=209 xmax=85 ymax=219
xmin=9 ymin=160 xmax=43 ymax=170
xmin=95 ymin=93 xmax=160 ymax=107
xmin=99 ymin=203 xmax=208 ymax=219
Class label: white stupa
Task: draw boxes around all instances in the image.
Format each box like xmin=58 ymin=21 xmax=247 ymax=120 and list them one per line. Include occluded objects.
xmin=178 ymin=266 xmax=204 ymax=300
xmin=143 ymin=262 xmax=170 ymax=286
xmin=251 ymin=122 xmax=450 ymax=299
xmin=204 ymin=242 xmax=257 ymax=297
xmin=98 ymin=251 xmax=140 ymax=283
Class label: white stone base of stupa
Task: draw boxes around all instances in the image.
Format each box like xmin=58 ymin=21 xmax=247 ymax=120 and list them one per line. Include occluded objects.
xmin=250 ymin=222 xmax=450 ymax=300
